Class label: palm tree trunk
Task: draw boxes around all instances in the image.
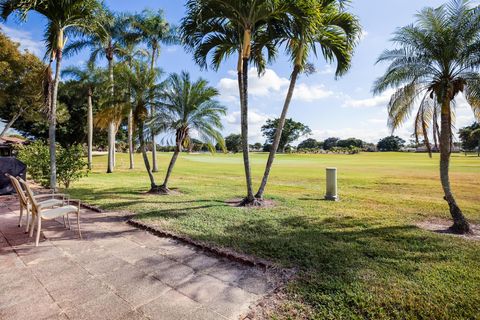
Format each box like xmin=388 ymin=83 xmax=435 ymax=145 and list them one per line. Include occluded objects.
xmin=151 ymin=107 xmax=158 ymax=172
xmin=138 ymin=120 xmax=157 ymax=190
xmin=439 ymin=99 xmax=470 ymax=234
xmin=87 ymin=89 xmax=93 ymax=170
xmin=0 ymin=111 xmax=21 ymax=139
xmin=107 ymin=58 xmax=114 ymax=173
xmin=49 ymin=54 xmax=62 ymax=190
xmin=161 ymin=146 xmax=180 ymax=191
xmin=150 ymin=47 xmax=158 ymax=172
xmin=240 ymin=56 xmax=255 ymax=203
xmin=256 ymin=66 xmax=300 ymax=199
xmin=128 ymin=108 xmax=134 ymax=169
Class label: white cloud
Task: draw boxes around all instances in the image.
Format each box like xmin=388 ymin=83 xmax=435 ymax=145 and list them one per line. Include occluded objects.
xmin=217 ymin=68 xmax=333 ymax=103
xmin=342 ymin=89 xmax=395 ymax=109
xmin=318 ymin=65 xmax=334 ymax=75
xmin=454 ymin=94 xmax=477 ymax=129
xmin=359 ymin=30 xmax=369 ymax=41
xmin=0 ymin=25 xmax=43 ymax=57
xmin=292 ymin=83 xmax=333 ymax=102
xmin=223 ymin=109 xmax=272 ymax=142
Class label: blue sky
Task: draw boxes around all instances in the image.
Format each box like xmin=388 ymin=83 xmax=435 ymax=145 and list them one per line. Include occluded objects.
xmin=1 ymin=0 xmax=478 ymax=144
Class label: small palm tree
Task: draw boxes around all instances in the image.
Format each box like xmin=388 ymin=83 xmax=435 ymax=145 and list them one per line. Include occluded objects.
xmin=256 ymin=0 xmax=361 ymax=199
xmin=181 ymin=0 xmax=285 ymax=205
xmin=64 ymin=9 xmax=132 ymax=174
xmin=62 ymin=63 xmax=105 ymax=170
xmin=129 ymin=9 xmax=178 ymax=172
xmin=154 ymin=71 xmax=226 ymax=193
xmin=123 ymin=61 xmax=164 ymax=192
xmin=373 ymin=0 xmax=480 ymax=234
xmin=1 ymin=0 xmax=103 ymax=189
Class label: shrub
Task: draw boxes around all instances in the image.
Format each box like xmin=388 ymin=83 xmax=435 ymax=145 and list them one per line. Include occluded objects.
xmin=57 ymin=144 xmax=88 ymax=188
xmin=16 ymin=141 xmax=50 ymax=187
xmin=16 ymin=141 xmax=88 ymax=189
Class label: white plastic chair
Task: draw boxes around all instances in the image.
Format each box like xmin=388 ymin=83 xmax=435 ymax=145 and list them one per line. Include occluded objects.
xmin=5 ymin=174 xmax=66 ymax=233
xmin=18 ymin=177 xmax=82 ymax=246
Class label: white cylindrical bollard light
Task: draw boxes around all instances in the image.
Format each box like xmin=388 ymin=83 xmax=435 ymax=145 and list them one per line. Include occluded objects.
xmin=325 ymin=167 xmax=338 ymax=201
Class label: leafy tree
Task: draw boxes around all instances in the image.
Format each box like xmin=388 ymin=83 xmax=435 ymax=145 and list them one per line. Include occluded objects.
xmin=0 ymin=30 xmax=45 ymax=138
xmin=323 ymin=137 xmax=340 ymax=150
xmin=459 ymin=123 xmax=480 ymax=154
xmin=377 ymin=136 xmax=405 ymax=151
xmin=129 ymin=9 xmax=178 ymax=172
xmin=256 ymin=0 xmax=360 ymax=200
xmin=337 ymin=138 xmax=364 ymax=148
xmin=1 ymin=0 xmax=103 ymax=189
xmin=261 ymin=118 xmax=311 ymax=153
xmin=373 ymin=0 xmax=480 ymax=233
xmin=181 ymin=0 xmax=284 ymax=205
xmin=253 ymin=142 xmax=263 ymax=151
xmin=155 ymin=71 xmax=226 ymax=193
xmin=298 ymin=138 xmax=321 ymax=149
xmin=225 ymin=134 xmax=242 ymax=153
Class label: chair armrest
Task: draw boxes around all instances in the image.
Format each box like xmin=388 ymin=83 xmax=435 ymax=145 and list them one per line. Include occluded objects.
xmin=67 ymin=199 xmax=81 ymax=209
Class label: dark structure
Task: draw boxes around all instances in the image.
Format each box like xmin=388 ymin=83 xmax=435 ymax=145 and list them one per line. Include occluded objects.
xmin=0 ymin=136 xmax=26 ymax=157
xmin=0 ymin=157 xmax=27 ymax=195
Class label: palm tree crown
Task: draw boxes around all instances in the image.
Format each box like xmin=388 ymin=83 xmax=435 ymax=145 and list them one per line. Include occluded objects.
xmin=156 ymin=71 xmax=226 ymax=152
xmin=1 ymin=0 xmax=103 ymax=60
xmin=373 ymin=0 xmax=480 ymax=146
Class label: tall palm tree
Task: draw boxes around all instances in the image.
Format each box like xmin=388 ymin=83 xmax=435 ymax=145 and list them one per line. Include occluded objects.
xmin=64 ymin=10 xmax=131 ymax=173
xmin=373 ymin=0 xmax=480 ymax=234
xmin=116 ymin=43 xmax=149 ymax=170
xmin=181 ymin=0 xmax=285 ymax=205
xmin=62 ymin=63 xmax=105 ymax=170
xmin=123 ymin=61 xmax=164 ymax=192
xmin=255 ymin=0 xmax=361 ymax=199
xmin=154 ymin=71 xmax=226 ymax=193
xmin=0 ymin=0 xmax=103 ymax=189
xmin=129 ymin=9 xmax=178 ymax=172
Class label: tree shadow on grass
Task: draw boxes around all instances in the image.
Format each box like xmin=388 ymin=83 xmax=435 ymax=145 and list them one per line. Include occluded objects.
xmin=187 ymin=215 xmax=476 ymax=318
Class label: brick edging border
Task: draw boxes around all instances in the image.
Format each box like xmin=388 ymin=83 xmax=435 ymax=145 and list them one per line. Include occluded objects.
xmin=71 ymin=200 xmax=293 ymax=275
xmin=128 ymin=219 xmax=280 ymax=271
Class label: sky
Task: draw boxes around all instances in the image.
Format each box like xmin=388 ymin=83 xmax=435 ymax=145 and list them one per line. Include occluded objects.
xmin=0 ymin=0 xmax=478 ymax=145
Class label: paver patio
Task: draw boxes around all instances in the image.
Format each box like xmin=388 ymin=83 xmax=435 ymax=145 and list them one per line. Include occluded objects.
xmin=0 ymin=196 xmax=279 ymax=320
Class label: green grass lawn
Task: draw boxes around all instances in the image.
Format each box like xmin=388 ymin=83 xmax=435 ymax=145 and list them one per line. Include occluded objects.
xmin=69 ymin=152 xmax=480 ymax=319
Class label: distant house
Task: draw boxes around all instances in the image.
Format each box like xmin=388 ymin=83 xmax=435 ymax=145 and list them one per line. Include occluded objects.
xmin=0 ymin=136 xmax=27 ymax=157
xmin=415 ymin=145 xmax=461 ymax=153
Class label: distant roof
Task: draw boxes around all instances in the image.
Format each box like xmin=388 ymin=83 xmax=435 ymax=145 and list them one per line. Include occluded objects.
xmin=0 ymin=136 xmax=26 ymax=145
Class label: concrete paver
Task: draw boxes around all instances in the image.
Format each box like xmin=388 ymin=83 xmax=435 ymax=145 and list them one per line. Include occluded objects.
xmin=0 ymin=195 xmax=277 ymax=319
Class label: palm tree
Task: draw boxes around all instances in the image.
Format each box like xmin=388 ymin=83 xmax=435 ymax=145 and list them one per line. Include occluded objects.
xmin=255 ymin=0 xmax=361 ymax=200
xmin=1 ymin=0 xmax=103 ymax=189
xmin=62 ymin=63 xmax=104 ymax=170
xmin=64 ymin=10 xmax=131 ymax=174
xmin=116 ymin=43 xmax=149 ymax=170
xmin=181 ymin=0 xmax=285 ymax=205
xmin=155 ymin=71 xmax=226 ymax=193
xmin=129 ymin=9 xmax=178 ymax=172
xmin=373 ymin=0 xmax=480 ymax=234
xmin=123 ymin=61 xmax=164 ymax=192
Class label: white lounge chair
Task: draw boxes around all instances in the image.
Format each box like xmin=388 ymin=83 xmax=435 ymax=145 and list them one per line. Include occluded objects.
xmin=17 ymin=177 xmax=82 ymax=246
